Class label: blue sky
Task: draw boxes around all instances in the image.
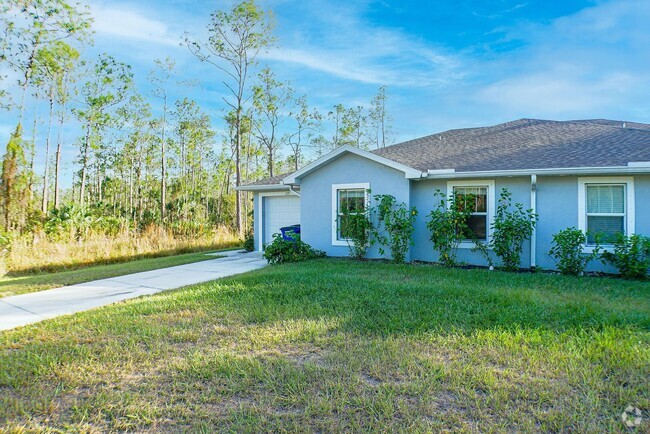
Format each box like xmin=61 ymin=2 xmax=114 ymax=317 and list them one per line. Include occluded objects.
xmin=1 ymin=0 xmax=649 ymax=181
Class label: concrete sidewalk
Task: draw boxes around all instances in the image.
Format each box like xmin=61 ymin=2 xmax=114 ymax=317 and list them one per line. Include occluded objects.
xmin=0 ymin=250 xmax=267 ymax=331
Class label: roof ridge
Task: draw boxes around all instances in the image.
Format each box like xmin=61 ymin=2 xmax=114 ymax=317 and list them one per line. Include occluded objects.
xmin=375 ymin=118 xmax=650 ymax=154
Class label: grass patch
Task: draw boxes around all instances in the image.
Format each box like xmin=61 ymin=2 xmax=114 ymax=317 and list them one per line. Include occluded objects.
xmin=0 ymin=250 xmax=231 ymax=298
xmin=1 ymin=259 xmax=649 ymax=432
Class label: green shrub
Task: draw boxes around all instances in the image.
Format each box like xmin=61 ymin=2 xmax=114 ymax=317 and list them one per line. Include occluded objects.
xmin=601 ymin=234 xmax=650 ymax=279
xmin=263 ymin=233 xmax=325 ymax=265
xmin=426 ymin=189 xmax=475 ymax=267
xmin=476 ymin=189 xmax=537 ymax=271
xmin=339 ymin=195 xmax=373 ymax=260
xmin=243 ymin=230 xmax=255 ymax=252
xmin=44 ymin=204 xmax=129 ymax=240
xmin=372 ymin=194 xmax=417 ymax=263
xmin=548 ymin=227 xmax=599 ymax=275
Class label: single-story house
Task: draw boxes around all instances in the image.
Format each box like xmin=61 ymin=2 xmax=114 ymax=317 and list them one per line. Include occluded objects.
xmin=237 ymin=119 xmax=650 ymax=272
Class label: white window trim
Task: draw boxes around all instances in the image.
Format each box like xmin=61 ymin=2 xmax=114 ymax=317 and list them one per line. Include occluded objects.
xmin=257 ymin=191 xmax=296 ymax=251
xmin=331 ymin=183 xmax=370 ymax=246
xmin=578 ymin=176 xmax=635 ymax=253
xmin=446 ymin=180 xmax=495 ymax=249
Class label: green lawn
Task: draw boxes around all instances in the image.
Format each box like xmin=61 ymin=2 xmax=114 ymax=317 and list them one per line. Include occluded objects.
xmin=0 ymin=250 xmax=230 ymax=298
xmin=1 ymin=259 xmax=649 ymax=432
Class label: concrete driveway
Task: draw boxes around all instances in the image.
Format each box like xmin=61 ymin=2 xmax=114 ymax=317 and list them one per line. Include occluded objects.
xmin=0 ymin=250 xmax=267 ymax=331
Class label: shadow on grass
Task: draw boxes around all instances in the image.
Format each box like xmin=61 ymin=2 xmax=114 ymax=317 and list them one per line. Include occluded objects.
xmin=199 ymin=258 xmax=650 ymax=336
xmin=4 ymin=242 xmax=241 ymax=277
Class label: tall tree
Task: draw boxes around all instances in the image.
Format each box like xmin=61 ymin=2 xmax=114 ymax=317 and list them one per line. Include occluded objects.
xmin=328 ymin=104 xmax=346 ymax=149
xmin=184 ymin=0 xmax=274 ymax=235
xmin=342 ymin=105 xmax=369 ymax=149
xmin=148 ymin=57 xmax=176 ymax=221
xmin=369 ymin=85 xmax=391 ymax=148
xmin=286 ymin=94 xmax=320 ymax=171
xmin=1 ymin=0 xmax=91 ymax=229
xmin=115 ymin=94 xmax=154 ymax=221
xmin=172 ymin=98 xmax=215 ymax=223
xmin=72 ymin=54 xmax=132 ymax=207
xmin=33 ymin=41 xmax=77 ymax=212
xmin=1 ymin=0 xmax=91 ymax=122
xmin=252 ymin=67 xmax=291 ymax=177
xmin=0 ymin=125 xmax=27 ymax=230
xmin=52 ymin=43 xmax=79 ymax=209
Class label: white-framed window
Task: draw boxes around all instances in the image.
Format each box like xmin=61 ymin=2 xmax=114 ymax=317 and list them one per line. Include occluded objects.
xmin=447 ymin=180 xmax=495 ymax=248
xmin=578 ymin=177 xmax=635 ymax=249
xmin=331 ymin=183 xmax=370 ymax=246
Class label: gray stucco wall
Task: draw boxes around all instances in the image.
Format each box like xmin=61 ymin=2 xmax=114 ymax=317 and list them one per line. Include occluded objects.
xmin=636 ymin=175 xmax=650 ymax=233
xmin=536 ymin=174 xmax=650 ymax=272
xmin=535 ymin=176 xmax=579 ymax=270
xmin=299 ymin=153 xmax=410 ymax=258
xmin=410 ymin=177 xmax=532 ymax=268
xmin=410 ymin=174 xmax=650 ymax=272
xmin=254 ymin=169 xmax=650 ymax=273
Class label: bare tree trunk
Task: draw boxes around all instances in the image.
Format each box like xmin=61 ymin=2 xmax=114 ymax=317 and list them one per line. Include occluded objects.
xmin=79 ymin=121 xmax=91 ymax=207
xmin=27 ymin=109 xmax=38 ymax=212
xmin=235 ymin=114 xmax=242 ymax=236
xmin=54 ymin=110 xmax=64 ymax=209
xmin=42 ymin=94 xmax=54 ymax=213
xmin=160 ymin=105 xmax=167 ymax=220
xmin=129 ymin=154 xmax=134 ymax=218
xmin=161 ymin=135 xmax=166 ymax=220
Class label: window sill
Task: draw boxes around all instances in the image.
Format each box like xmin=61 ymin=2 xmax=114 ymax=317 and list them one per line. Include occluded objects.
xmin=458 ymin=241 xmax=489 ymax=249
xmin=332 ymin=239 xmax=350 ymax=247
xmin=583 ymin=244 xmax=613 ymax=254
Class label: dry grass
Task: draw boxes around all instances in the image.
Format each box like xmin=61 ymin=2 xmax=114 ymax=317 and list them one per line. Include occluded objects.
xmin=2 ymin=225 xmax=240 ymax=276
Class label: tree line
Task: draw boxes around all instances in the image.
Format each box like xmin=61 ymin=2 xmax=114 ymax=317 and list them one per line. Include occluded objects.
xmin=0 ymin=0 xmax=393 ymax=239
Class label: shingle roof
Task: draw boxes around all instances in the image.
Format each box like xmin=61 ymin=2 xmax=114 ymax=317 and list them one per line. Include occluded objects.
xmin=245 ymin=172 xmax=292 ymax=186
xmin=245 ymin=119 xmax=650 ymax=185
xmin=372 ymin=118 xmax=650 ymax=173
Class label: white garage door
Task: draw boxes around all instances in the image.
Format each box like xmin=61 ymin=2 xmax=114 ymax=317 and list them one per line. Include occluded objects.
xmin=263 ymin=195 xmax=301 ymax=247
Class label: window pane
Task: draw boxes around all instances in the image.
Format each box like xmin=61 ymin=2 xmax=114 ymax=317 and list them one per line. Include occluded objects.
xmin=453 ymin=186 xmax=487 ymax=212
xmin=467 ymin=215 xmax=487 ymax=240
xmin=587 ymin=215 xmax=624 ymax=244
xmin=587 ymin=185 xmax=624 ymax=214
xmin=338 ymin=214 xmax=358 ymax=240
xmin=339 ymin=189 xmax=365 ymax=213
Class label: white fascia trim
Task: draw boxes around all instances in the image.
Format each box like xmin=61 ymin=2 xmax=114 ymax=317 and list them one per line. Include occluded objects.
xmin=284 ymin=145 xmax=423 ymax=184
xmin=235 ymin=184 xmax=291 ymax=192
xmin=577 ymin=176 xmax=635 ymax=253
xmin=424 ymin=165 xmax=650 ymax=179
xmin=446 ymin=179 xmax=495 ymax=249
xmin=628 ymin=161 xmax=650 ymax=167
xmin=331 ymin=182 xmax=370 ymax=247
xmin=257 ymin=191 xmax=298 ymax=251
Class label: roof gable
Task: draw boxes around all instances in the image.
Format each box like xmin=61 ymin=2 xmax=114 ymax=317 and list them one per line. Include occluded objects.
xmin=283 ymin=145 xmax=423 ymax=184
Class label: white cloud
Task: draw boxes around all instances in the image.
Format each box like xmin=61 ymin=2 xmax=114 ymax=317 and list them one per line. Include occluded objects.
xmin=88 ymin=1 xmax=180 ymax=47
xmin=478 ymin=72 xmax=641 ymax=115
xmin=260 ymin=1 xmax=466 ymax=89
xmin=472 ymin=0 xmax=650 ymax=120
